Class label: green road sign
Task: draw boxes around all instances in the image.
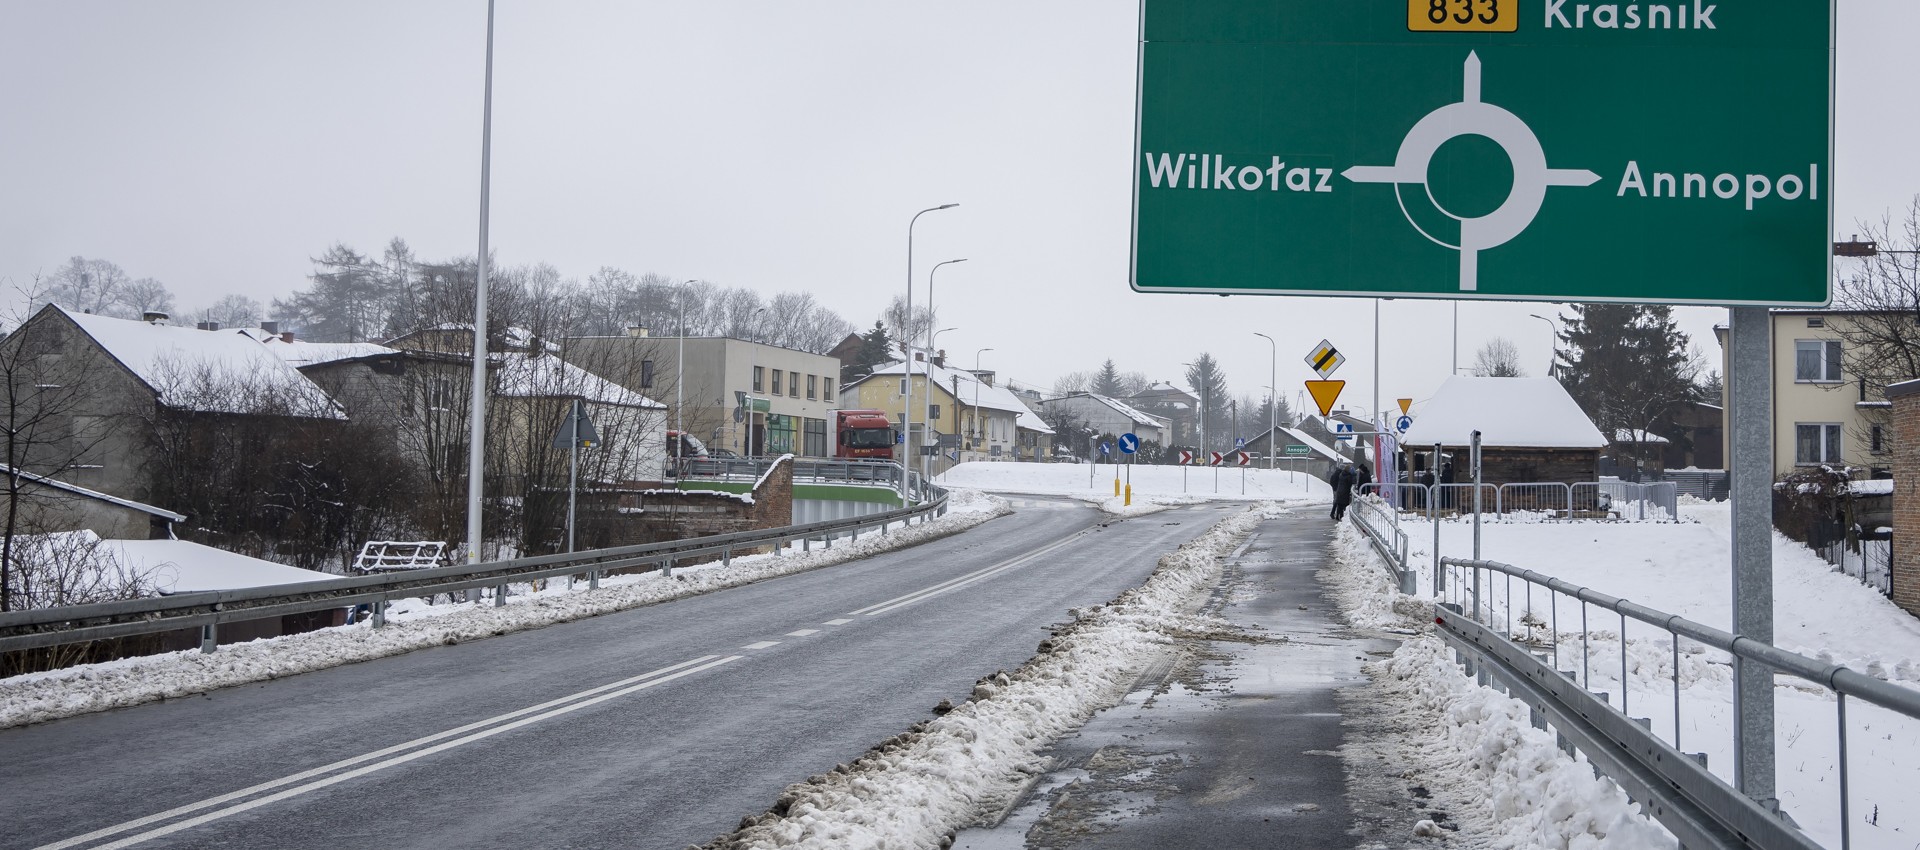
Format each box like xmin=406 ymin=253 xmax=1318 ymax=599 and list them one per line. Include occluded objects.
xmin=1131 ymin=0 xmax=1833 ymax=306
xmin=1284 ymin=444 xmax=1312 ymax=456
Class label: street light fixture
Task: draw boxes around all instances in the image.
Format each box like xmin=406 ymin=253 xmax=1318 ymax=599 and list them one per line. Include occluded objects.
xmin=1254 ymin=332 xmax=1277 ymax=469
xmin=923 ymin=327 xmax=957 ymax=483
xmin=904 ymin=204 xmax=958 ymax=505
xmin=1528 ymin=313 xmax=1557 ymax=378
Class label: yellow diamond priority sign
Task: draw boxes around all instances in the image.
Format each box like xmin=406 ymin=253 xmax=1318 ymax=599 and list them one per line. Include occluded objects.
xmin=1304 ymin=339 xmax=1344 ymax=379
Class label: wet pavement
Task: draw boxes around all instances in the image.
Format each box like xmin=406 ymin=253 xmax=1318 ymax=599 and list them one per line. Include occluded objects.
xmin=955 ymin=507 xmax=1406 ymax=850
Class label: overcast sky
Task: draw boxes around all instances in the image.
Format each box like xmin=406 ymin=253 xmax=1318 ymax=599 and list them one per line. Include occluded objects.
xmin=4 ymin=1 xmax=1915 ymax=422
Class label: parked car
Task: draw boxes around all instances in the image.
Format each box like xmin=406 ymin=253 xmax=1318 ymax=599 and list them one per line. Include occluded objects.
xmin=709 ymin=448 xmax=740 ymax=460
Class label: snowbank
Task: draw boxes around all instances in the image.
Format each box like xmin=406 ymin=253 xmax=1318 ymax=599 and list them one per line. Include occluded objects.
xmin=0 ymin=490 xmax=1010 ymax=729
xmin=700 ymin=504 xmax=1273 ymax=850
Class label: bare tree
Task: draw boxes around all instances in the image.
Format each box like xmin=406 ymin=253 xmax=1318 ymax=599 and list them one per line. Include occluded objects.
xmin=202 ymin=294 xmax=264 ymax=328
xmin=118 ymin=279 xmax=175 ymax=320
xmin=1829 ymin=200 xmax=1920 ymax=398
xmin=1051 ymin=371 xmax=1092 ymax=396
xmin=42 ymin=257 xmax=130 ymax=317
xmin=1470 ymin=338 xmax=1527 ymax=377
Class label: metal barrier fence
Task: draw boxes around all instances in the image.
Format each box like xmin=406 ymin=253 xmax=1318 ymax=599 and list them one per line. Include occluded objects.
xmin=1358 ymin=481 xmax=1677 ymax=521
xmin=682 ymin=457 xmax=928 ymax=501
xmin=1437 ymin=556 xmax=1920 ymax=850
xmin=0 ymin=468 xmax=948 ymax=660
xmin=1347 ymin=495 xmax=1415 ymax=594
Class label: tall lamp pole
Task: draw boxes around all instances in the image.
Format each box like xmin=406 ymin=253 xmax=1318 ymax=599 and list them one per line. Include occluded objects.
xmin=973 ymin=347 xmax=994 ymax=452
xmin=745 ymin=306 xmax=766 ymax=456
xmin=904 ymin=204 xmax=958 ymax=504
xmin=1528 ymin=313 xmax=1557 ymax=378
xmin=464 ymin=0 xmax=498 ymax=567
xmin=1254 ymin=332 xmax=1276 ymax=469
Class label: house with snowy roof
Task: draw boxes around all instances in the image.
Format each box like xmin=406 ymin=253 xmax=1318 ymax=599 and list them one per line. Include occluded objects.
xmin=840 ymin=351 xmax=1053 ymax=471
xmin=1033 ymin=393 xmax=1171 ymax=446
xmin=376 ymin=326 xmax=671 ymax=488
xmin=1400 ymin=377 xmax=1607 ymax=487
xmin=0 ymin=305 xmax=345 ymax=510
xmin=1125 ymin=382 xmax=1198 ymax=446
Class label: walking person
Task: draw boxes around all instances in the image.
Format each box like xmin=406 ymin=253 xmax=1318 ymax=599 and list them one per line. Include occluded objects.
xmin=1329 ymin=462 xmax=1354 ymax=521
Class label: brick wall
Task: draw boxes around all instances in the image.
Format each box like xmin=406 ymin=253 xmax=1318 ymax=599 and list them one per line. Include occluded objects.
xmin=1889 ymin=384 xmax=1920 ymax=616
xmin=607 ymin=456 xmax=796 ymax=557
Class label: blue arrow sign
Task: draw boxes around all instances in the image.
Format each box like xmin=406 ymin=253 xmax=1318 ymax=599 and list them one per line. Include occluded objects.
xmin=1396 ymin=415 xmax=1413 ymax=433
xmin=1098 ymin=442 xmax=1111 ymax=457
xmin=1118 ymin=433 xmax=1139 ymax=454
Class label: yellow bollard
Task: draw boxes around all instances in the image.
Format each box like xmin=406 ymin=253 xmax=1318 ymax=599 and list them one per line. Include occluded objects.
xmin=1114 ymin=477 xmax=1121 ymax=496
xmin=1125 ymin=484 xmax=1132 ymax=506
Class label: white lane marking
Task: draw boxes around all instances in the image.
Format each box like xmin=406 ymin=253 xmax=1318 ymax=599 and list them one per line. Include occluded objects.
xmin=742 ymin=640 xmax=780 ymax=650
xmin=850 ymin=531 xmax=1093 ymax=619
xmin=37 ymin=655 xmax=724 ymax=850
xmin=823 ymin=618 xmax=853 ymax=626
xmin=784 ymin=629 xmax=820 ymax=637
xmin=57 ymin=655 xmax=742 ymax=850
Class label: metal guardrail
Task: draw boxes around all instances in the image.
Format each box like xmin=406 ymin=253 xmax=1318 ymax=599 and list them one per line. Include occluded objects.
xmin=1347 ymin=495 xmax=1415 ymax=594
xmin=1436 ymin=556 xmax=1920 ymax=850
xmin=1357 ymin=481 xmax=1677 ymax=521
xmin=0 ymin=471 xmax=949 ymax=658
xmin=681 ymin=457 xmax=928 ymax=500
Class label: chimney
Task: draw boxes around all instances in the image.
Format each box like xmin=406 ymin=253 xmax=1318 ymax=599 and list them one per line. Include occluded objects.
xmin=626 ymin=326 xmax=649 ymax=338
xmin=261 ymin=320 xmax=280 ymax=335
xmin=143 ymin=311 xmax=170 ymax=325
xmin=280 ymin=331 xmax=296 ymax=343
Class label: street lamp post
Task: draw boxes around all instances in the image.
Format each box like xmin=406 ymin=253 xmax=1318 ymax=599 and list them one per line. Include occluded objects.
xmin=904 ymin=204 xmax=958 ymax=505
xmin=1254 ymin=332 xmax=1276 ymax=469
xmin=973 ymin=347 xmax=994 ymax=453
xmin=1528 ymin=313 xmax=1557 ymax=378
xmin=464 ymin=0 xmax=498 ymax=569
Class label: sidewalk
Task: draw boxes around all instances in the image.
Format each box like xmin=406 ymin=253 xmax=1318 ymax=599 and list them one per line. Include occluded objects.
xmin=954 ymin=508 xmax=1414 ymax=849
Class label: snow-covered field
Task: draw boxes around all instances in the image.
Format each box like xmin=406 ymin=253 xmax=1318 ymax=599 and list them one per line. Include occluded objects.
xmin=0 ymin=490 xmax=1012 ymax=730
xmin=936 ymin=459 xmax=1331 ymax=502
xmin=1333 ymin=499 xmax=1920 ymax=849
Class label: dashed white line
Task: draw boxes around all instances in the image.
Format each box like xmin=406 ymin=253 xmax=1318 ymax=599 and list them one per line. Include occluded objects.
xmin=742 ymin=640 xmax=780 ymax=650
xmin=784 ymin=629 xmax=820 ymax=637
xmin=823 ymin=618 xmax=853 ymax=626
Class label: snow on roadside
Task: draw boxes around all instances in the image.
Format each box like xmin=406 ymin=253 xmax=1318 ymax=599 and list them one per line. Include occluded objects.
xmin=698 ymin=504 xmax=1274 ymax=850
xmin=1074 ymin=491 xmax=1205 ymax=517
xmin=1328 ymin=520 xmax=1677 ymax=849
xmin=0 ymin=490 xmax=1011 ymax=730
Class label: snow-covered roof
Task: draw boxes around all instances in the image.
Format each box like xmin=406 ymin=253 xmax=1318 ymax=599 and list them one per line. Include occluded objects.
xmin=860 ymin=358 xmax=1051 ymax=433
xmin=262 ymin=337 xmax=397 ymax=367
xmin=56 ymin=306 xmax=344 ymax=418
xmin=1400 ymin=377 xmax=1606 ymax=449
xmin=0 ymin=464 xmax=184 ymax=521
xmin=1070 ymin=393 xmax=1172 ymax=431
xmin=21 ymin=530 xmax=335 ymax=595
xmin=1612 ymin=429 xmax=1669 ymax=444
xmin=495 ymin=352 xmax=667 ymax=409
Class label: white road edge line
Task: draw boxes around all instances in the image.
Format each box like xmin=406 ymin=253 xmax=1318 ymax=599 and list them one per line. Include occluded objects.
xmin=857 ymin=532 xmax=1092 ymax=618
xmin=35 ymin=655 xmax=733 ymax=850
xmin=742 ymin=641 xmax=780 ymax=649
xmin=822 ymin=619 xmax=853 ymax=626
xmin=840 ymin=533 xmax=1081 ymax=618
xmin=784 ymin=629 xmax=819 ymax=637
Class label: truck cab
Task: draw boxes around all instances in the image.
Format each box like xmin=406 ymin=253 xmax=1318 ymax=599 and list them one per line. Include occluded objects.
xmin=832 ymin=409 xmax=898 ymax=460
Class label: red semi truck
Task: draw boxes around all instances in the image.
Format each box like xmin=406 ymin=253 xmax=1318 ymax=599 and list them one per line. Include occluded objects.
xmin=832 ymin=409 xmax=899 ymax=461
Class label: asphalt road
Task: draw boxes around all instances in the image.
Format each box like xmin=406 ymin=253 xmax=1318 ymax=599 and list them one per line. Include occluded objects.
xmin=1 ymin=497 xmax=1238 ymax=850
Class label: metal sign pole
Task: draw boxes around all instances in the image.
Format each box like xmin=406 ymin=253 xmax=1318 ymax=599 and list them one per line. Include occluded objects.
xmin=568 ymin=400 xmax=579 ymax=554
xmin=1728 ymin=304 xmax=1777 ymax=803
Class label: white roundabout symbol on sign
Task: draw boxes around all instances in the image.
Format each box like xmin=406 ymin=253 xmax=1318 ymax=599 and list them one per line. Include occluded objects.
xmin=1343 ymin=52 xmax=1600 ymax=292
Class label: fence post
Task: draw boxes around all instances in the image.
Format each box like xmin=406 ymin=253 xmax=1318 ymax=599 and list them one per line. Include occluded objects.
xmin=1471 ymin=431 xmax=1483 ymax=563
xmin=494 ymin=584 xmax=507 ymax=607
xmin=372 ymin=599 xmax=387 ymax=629
xmin=589 ymin=568 xmax=600 ymax=590
xmin=663 ymin=557 xmax=674 ymax=578
xmin=199 ymin=621 xmax=218 ymax=654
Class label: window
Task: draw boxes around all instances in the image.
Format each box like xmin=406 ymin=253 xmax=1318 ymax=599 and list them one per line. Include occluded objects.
xmin=767 ymin=414 xmax=796 ymax=454
xmin=1872 ymin=424 xmax=1886 ymax=454
xmin=772 ymin=369 xmax=783 ymax=396
xmin=1795 ymin=423 xmax=1842 ymax=465
xmin=928 ymin=403 xmax=941 ymax=420
xmin=1794 ymin=339 xmax=1842 ymax=382
xmin=804 ymin=417 xmax=827 ymax=456
xmin=753 ymin=366 xmax=764 ymax=393
xmin=791 ymin=373 xmax=800 ymax=397
xmin=1807 ymin=316 xmax=1825 ymax=328
xmin=824 ymin=377 xmax=834 ymax=400
xmin=640 ymin=359 xmax=654 ymax=389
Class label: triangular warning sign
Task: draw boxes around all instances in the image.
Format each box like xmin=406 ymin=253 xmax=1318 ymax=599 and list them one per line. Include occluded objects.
xmin=1398 ymin=398 xmax=1413 ymax=416
xmin=1305 ymin=380 xmax=1345 ymax=417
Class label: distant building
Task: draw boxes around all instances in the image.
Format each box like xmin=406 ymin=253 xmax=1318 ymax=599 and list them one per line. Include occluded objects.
xmin=840 ymin=353 xmax=1053 ymax=471
xmin=1715 ymin=310 xmax=1889 ymax=478
xmin=1034 ymin=393 xmax=1170 ymax=445
xmin=1400 ymin=377 xmax=1607 ymax=486
xmin=1126 ymin=382 xmax=1199 ymax=446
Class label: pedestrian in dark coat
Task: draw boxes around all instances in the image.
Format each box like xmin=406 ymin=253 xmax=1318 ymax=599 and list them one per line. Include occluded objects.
xmin=1440 ymin=461 xmax=1456 ymax=511
xmin=1329 ymin=463 xmax=1353 ymax=520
